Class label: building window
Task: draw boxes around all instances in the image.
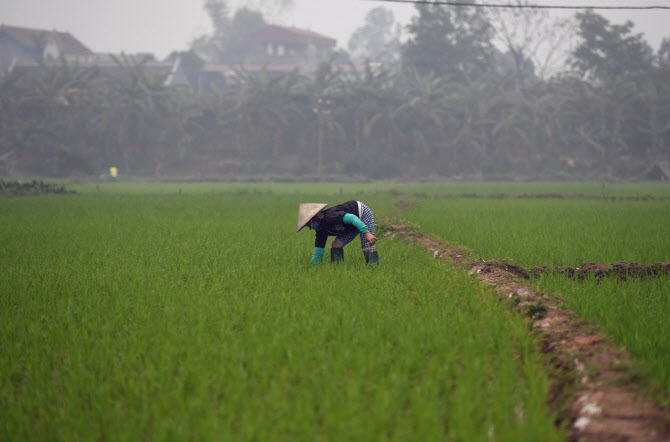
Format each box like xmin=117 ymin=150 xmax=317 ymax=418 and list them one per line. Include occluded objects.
xmin=267 ymin=44 xmax=274 ymax=56
xmin=277 ymin=45 xmax=285 ymax=56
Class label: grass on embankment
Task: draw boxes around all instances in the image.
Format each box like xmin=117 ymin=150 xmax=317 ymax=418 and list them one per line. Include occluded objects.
xmin=1 ymin=190 xmax=562 ymax=441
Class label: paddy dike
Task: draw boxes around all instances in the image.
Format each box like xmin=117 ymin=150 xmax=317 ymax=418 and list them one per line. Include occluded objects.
xmin=386 ymin=222 xmax=670 ymax=442
xmin=0 ymin=180 xmax=75 ymax=197
xmin=510 ymin=261 xmax=670 ymax=282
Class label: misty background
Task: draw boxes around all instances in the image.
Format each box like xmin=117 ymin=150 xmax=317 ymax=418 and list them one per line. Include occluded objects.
xmin=1 ymin=0 xmax=670 ymax=180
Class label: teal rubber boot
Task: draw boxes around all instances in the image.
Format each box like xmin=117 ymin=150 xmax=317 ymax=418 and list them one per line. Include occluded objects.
xmin=331 ymin=247 xmax=344 ymax=263
xmin=365 ymin=250 xmax=379 ymax=264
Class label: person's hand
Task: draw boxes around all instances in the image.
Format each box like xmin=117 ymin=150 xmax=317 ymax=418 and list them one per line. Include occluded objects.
xmin=365 ymin=231 xmax=377 ymax=246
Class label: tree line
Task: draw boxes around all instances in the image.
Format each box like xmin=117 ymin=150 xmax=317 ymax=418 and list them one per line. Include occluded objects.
xmin=0 ymin=5 xmax=669 ymax=179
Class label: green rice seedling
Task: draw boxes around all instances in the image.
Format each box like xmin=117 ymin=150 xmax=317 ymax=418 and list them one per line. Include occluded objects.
xmin=405 ymin=182 xmax=670 ymax=198
xmin=65 ymin=181 xmax=407 ymax=197
xmin=0 ymin=188 xmax=563 ymax=441
xmin=404 ymin=198 xmax=670 ymax=266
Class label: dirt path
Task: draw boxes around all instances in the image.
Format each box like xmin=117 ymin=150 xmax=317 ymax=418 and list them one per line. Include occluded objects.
xmin=386 ymin=222 xmax=670 ymax=442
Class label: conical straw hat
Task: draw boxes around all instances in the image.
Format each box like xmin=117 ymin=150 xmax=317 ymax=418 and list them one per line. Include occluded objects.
xmin=297 ymin=203 xmax=327 ymax=232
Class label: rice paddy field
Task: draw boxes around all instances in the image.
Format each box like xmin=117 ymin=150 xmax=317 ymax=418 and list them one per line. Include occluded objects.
xmin=1 ymin=185 xmax=560 ymax=441
xmin=2 ymin=181 xmax=669 ymax=440
xmin=403 ymin=197 xmax=670 ymax=267
xmin=401 ymin=187 xmax=670 ymax=394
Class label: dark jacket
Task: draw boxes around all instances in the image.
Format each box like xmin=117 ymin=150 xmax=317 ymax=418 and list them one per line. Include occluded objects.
xmin=314 ymin=201 xmax=360 ymax=248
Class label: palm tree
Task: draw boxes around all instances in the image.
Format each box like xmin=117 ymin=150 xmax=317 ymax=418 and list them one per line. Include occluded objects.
xmin=393 ymin=68 xmax=454 ymax=174
xmin=336 ymin=62 xmax=399 ymax=176
xmin=228 ymin=66 xmax=305 ymax=171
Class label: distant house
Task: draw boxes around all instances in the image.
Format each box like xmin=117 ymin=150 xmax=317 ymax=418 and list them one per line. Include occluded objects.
xmin=249 ymin=25 xmax=336 ymax=66
xmin=0 ymin=24 xmax=94 ymax=74
xmin=199 ymin=25 xmax=337 ymax=91
xmin=10 ymin=54 xmax=187 ymax=87
xmin=1 ymin=23 xmax=337 ymax=90
xmin=1 ymin=24 xmax=187 ymax=87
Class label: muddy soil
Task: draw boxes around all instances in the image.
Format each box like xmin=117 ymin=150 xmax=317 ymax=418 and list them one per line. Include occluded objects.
xmin=486 ymin=261 xmax=670 ymax=282
xmin=0 ymin=180 xmax=75 ymax=197
xmin=527 ymin=262 xmax=670 ymax=281
xmin=386 ymin=222 xmax=670 ymax=442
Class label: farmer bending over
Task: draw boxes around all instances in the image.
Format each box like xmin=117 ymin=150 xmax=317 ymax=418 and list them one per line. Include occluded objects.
xmin=297 ymin=201 xmax=378 ymax=265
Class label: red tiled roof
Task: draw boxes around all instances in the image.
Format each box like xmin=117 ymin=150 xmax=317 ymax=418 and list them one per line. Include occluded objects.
xmin=0 ymin=24 xmax=93 ymax=56
xmin=250 ymin=25 xmax=336 ymax=47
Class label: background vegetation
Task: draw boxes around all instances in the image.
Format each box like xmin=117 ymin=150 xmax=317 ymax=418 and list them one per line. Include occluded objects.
xmin=1 ymin=4 xmax=669 ymax=179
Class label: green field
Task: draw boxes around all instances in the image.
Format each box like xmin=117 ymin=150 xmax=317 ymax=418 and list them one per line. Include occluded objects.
xmin=401 ymin=185 xmax=670 ymax=393
xmin=3 ymin=181 xmax=670 ymax=440
xmin=1 ymin=188 xmax=562 ymax=441
xmin=404 ymin=181 xmax=670 ymax=197
xmin=403 ymin=198 xmax=670 ymax=266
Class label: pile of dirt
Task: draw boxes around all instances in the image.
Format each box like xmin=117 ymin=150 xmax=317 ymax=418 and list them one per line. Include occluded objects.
xmin=386 ymin=222 xmax=670 ymax=442
xmin=479 ymin=260 xmax=670 ymax=282
xmin=528 ymin=262 xmax=670 ymax=281
xmin=0 ymin=180 xmax=75 ymax=197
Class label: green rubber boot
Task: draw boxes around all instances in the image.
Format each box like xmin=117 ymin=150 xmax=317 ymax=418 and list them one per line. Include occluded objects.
xmin=331 ymin=247 xmax=344 ymax=263
xmin=365 ymin=250 xmax=379 ymax=264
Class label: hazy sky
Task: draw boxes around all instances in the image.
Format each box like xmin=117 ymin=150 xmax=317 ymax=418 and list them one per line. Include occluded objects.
xmin=1 ymin=0 xmax=668 ymax=60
